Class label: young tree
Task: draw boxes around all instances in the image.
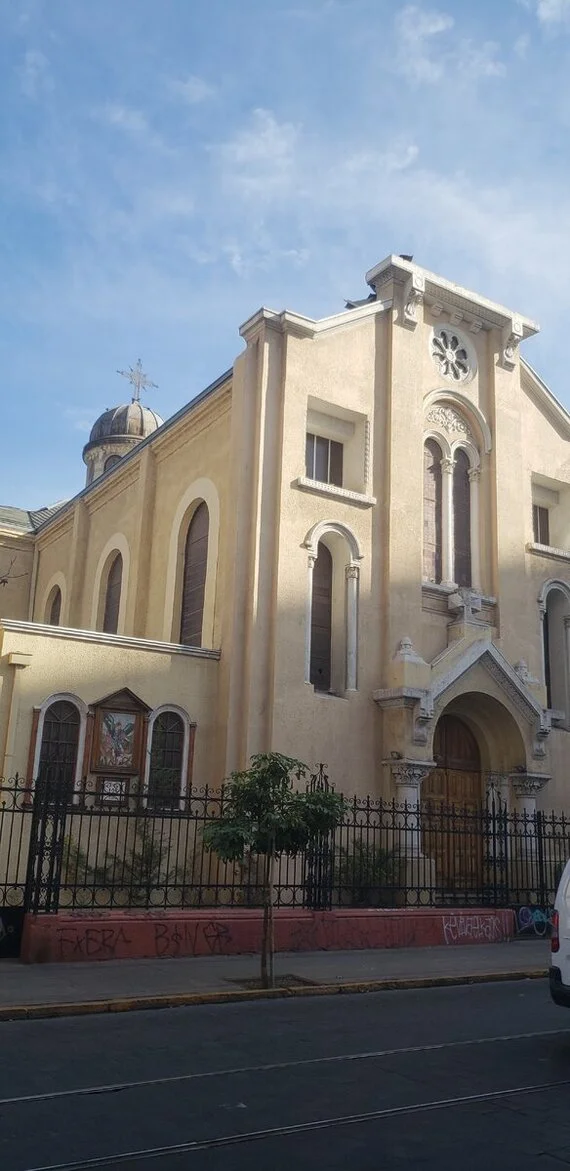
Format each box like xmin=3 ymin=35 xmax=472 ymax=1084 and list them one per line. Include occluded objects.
xmin=202 ymin=753 xmax=346 ymax=988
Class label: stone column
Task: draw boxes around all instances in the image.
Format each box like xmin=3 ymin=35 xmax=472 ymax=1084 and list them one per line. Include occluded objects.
xmin=563 ymin=615 xmax=570 ymax=719
xmin=440 ymin=456 xmax=455 ymax=587
xmin=389 ymin=759 xmax=435 ymax=905
xmin=468 ymin=466 xmax=481 ymax=591
xmin=345 ymin=563 xmax=359 ymax=692
xmin=538 ymin=602 xmax=548 ymax=694
xmin=66 ymin=499 xmax=89 ymax=628
xmin=512 ymin=774 xmax=548 ymax=821
xmin=389 ymin=760 xmax=434 ymax=853
xmin=1 ymin=654 xmax=32 ymax=779
xmin=304 ymin=554 xmax=316 ymax=685
xmin=511 ymin=774 xmax=549 ymax=899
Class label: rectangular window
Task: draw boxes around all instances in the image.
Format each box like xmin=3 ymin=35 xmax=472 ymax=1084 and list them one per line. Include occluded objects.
xmin=305 ymin=433 xmax=343 ymax=487
xmin=533 ymin=504 xmax=550 ymax=545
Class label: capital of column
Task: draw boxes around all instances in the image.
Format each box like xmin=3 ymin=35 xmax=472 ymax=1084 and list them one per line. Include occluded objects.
xmin=511 ymin=773 xmax=550 ymax=799
xmin=389 ymin=760 xmax=435 ymax=789
xmin=307 ymin=553 xmax=317 ymax=569
xmin=440 ymin=457 xmax=454 ymax=475
xmin=345 ymin=563 xmax=360 ymax=581
xmin=468 ymin=466 xmax=481 ymax=483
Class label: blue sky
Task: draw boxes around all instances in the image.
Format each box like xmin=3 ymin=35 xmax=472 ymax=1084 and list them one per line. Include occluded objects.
xmin=2 ymin=0 xmax=570 ymax=507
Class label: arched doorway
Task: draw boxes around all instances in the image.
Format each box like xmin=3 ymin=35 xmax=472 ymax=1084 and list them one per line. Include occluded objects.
xmin=422 ymin=714 xmax=483 ymax=895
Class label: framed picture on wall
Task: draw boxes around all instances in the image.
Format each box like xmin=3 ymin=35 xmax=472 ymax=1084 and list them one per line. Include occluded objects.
xmin=92 ymin=709 xmax=142 ymax=773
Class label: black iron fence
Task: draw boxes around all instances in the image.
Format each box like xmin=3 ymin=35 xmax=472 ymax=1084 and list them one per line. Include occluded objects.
xmin=0 ymin=772 xmax=569 ymax=921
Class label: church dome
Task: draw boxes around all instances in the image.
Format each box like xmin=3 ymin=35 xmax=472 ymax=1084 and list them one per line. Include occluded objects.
xmin=82 ymin=360 xmax=163 ymax=486
xmin=87 ymin=402 xmax=163 ymax=444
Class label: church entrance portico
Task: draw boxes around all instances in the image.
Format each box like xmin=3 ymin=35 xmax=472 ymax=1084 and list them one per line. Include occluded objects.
xmin=417 ymin=689 xmax=547 ymax=903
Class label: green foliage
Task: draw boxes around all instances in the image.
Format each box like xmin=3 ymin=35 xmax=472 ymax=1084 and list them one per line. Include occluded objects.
xmin=203 ymin=752 xmax=347 ymax=989
xmin=335 ymin=840 xmax=397 ymax=907
xmin=202 ymin=753 xmax=346 ymax=862
xmin=62 ymin=821 xmax=194 ymax=907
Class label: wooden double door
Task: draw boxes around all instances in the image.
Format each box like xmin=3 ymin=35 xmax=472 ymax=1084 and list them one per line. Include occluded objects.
xmin=422 ymin=715 xmax=483 ymax=894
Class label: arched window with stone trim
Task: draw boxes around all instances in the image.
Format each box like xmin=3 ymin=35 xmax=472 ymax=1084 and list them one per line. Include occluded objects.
xmin=453 ymin=448 xmax=472 ymax=588
xmin=304 ymin=521 xmax=361 ymax=695
xmin=102 ymin=553 xmax=123 ymax=635
xmin=147 ymin=710 xmax=185 ymax=809
xmin=423 ymin=397 xmax=487 ymax=591
xmin=541 ymin=583 xmax=570 ymax=719
xmin=179 ymin=502 xmax=209 ymax=647
xmin=310 ymin=543 xmax=333 ymax=691
xmin=38 ymin=699 xmax=80 ymax=797
xmin=46 ymin=586 xmax=62 ymax=626
xmin=423 ymin=439 xmax=443 ymax=584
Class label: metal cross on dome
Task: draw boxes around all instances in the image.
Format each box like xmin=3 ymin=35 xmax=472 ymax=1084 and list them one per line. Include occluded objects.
xmin=116 ymin=358 xmax=158 ymax=403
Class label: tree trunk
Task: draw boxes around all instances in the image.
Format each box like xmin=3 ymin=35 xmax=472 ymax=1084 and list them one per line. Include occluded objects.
xmin=260 ymin=852 xmax=271 ymax=989
xmin=268 ymin=848 xmax=276 ymax=988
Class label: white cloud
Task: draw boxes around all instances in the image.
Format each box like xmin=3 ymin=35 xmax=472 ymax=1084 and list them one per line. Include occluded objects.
xmin=99 ymin=104 xmax=150 ymax=135
xmin=19 ymin=48 xmax=52 ymax=99
xmin=214 ymin=108 xmax=299 ymax=196
xmin=514 ymin=33 xmax=530 ymax=58
xmin=168 ymin=75 xmax=216 ymax=104
xmin=536 ymin=0 xmax=570 ymax=24
xmin=394 ymin=7 xmax=505 ymax=83
xmin=394 ymin=5 xmax=454 ymax=83
xmin=461 ymin=41 xmax=506 ymax=78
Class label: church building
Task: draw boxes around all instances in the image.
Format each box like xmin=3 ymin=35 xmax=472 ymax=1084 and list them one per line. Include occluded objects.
xmin=1 ymin=254 xmax=569 ymax=826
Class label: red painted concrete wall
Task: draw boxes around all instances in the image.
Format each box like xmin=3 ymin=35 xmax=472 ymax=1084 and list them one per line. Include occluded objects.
xmin=21 ymin=907 xmax=516 ymax=964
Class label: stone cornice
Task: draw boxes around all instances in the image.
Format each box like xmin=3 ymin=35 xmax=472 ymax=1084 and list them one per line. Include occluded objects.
xmin=0 ymin=527 xmax=35 ymax=544
xmin=293 ymin=477 xmax=376 ymax=508
xmin=527 ymin=541 xmax=570 ymax=564
xmin=372 ymin=686 xmax=426 ymax=709
xmin=0 ymin=619 xmax=221 ymax=660
xmin=239 ymin=297 xmax=392 ymax=343
xmin=365 ymin=255 xmax=539 ymax=340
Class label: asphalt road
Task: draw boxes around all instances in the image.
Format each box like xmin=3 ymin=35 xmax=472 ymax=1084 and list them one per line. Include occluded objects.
xmin=1 ymin=979 xmax=570 ymax=1170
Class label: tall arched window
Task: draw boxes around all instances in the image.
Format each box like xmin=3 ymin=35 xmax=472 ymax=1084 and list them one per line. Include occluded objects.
xmin=148 ymin=711 xmax=185 ymax=809
xmin=38 ymin=700 xmax=80 ymax=796
xmin=103 ymin=553 xmax=123 ymax=635
xmin=543 ymin=587 xmax=570 ymax=715
xmin=310 ymin=543 xmax=333 ymax=691
xmin=180 ymin=502 xmax=209 ymax=647
xmin=453 ymin=449 xmax=471 ymax=588
xmin=46 ymin=586 xmax=62 ymax=626
xmin=423 ymin=440 xmax=442 ymax=584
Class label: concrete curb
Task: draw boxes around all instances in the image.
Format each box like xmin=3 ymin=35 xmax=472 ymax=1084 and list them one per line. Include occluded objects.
xmin=0 ymin=967 xmax=547 ymax=1023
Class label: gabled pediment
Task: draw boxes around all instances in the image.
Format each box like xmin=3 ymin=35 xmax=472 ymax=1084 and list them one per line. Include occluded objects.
xmin=426 ymin=638 xmax=546 ymax=731
xmin=91 ymin=688 xmax=150 ymax=713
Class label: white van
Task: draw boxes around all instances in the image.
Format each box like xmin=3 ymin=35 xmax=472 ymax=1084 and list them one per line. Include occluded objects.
xmin=550 ymin=857 xmax=570 ymax=1007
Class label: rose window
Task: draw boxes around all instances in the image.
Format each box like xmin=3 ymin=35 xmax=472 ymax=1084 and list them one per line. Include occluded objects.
xmin=431 ymin=328 xmax=471 ymax=382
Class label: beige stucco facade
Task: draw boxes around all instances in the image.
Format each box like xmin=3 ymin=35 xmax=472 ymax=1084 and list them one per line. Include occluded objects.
xmin=2 ymin=255 xmax=570 ymax=818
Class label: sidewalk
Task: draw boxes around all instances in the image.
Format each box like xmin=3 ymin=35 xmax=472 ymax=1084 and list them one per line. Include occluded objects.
xmin=0 ymin=939 xmax=550 ymax=1021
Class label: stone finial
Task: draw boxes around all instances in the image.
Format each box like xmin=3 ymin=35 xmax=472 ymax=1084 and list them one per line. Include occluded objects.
xmin=393 ymin=637 xmax=426 ymax=665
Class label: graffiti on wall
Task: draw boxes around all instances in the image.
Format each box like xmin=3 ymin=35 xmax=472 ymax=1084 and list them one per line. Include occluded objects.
xmin=515 ymin=906 xmax=554 ymax=938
